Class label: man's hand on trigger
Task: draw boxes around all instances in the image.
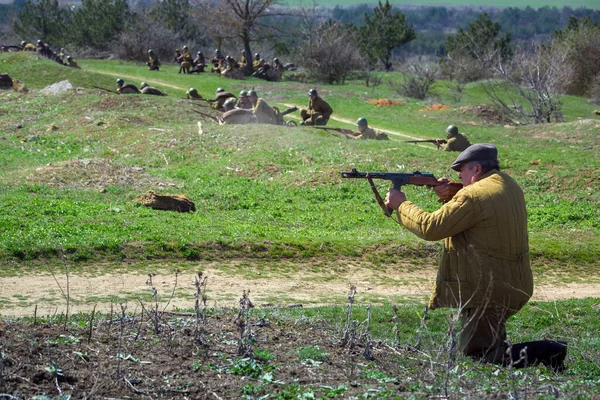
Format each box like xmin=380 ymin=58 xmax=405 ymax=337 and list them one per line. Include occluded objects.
xmin=385 ymin=188 xmax=406 ymax=211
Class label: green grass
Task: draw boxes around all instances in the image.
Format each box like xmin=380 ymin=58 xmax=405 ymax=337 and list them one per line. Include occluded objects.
xmin=1 ymin=52 xmax=599 ymax=277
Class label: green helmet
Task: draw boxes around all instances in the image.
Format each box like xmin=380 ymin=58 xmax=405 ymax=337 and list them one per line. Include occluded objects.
xmin=21 ymin=41 xmax=26 ymax=46
xmin=148 ymin=49 xmax=153 ymax=53
xmin=254 ymin=53 xmax=259 ymax=58
xmin=239 ymin=90 xmax=248 ymax=97
xmin=197 ymin=51 xmax=203 ymax=55
xmin=187 ymin=88 xmax=198 ymax=97
xmin=446 ymin=125 xmax=459 ymax=136
xmin=216 ymin=88 xmax=225 ymax=95
xmin=183 ymin=45 xmax=188 ymax=50
xmin=141 ymin=82 xmax=148 ymax=89
xmin=308 ymin=88 xmax=317 ymax=96
xmin=215 ymin=49 xmax=220 ymax=53
xmin=356 ymin=117 xmax=368 ymax=127
xmin=223 ymin=100 xmax=236 ymax=110
xmin=273 ymin=57 xmax=279 ymax=62
xmin=67 ymin=55 xmax=72 ymax=60
xmin=116 ymin=78 xmax=124 ymax=86
xmin=248 ymin=89 xmax=257 ymax=97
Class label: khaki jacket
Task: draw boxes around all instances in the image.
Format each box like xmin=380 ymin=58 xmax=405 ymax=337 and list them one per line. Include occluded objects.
xmin=444 ymin=133 xmax=471 ymax=152
xmin=308 ymin=96 xmax=333 ymax=120
xmin=358 ymin=127 xmax=389 ymax=140
xmin=398 ymin=170 xmax=533 ymax=311
xmin=253 ymin=98 xmax=277 ymax=124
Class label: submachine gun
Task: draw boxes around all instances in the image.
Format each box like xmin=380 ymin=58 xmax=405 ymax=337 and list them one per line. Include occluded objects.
xmin=340 ymin=168 xmax=462 ymax=217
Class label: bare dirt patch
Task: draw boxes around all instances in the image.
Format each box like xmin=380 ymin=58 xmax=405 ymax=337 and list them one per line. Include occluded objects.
xmin=457 ymin=104 xmax=513 ymax=125
xmin=419 ymin=103 xmax=452 ymax=112
xmin=368 ymin=99 xmax=403 ymax=107
xmin=14 ymin=158 xmax=176 ymax=189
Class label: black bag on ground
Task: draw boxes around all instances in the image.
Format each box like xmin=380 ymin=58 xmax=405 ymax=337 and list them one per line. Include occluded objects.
xmin=507 ymin=340 xmax=567 ymax=371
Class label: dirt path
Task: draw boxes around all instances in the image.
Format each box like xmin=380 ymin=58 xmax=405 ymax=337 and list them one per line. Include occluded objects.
xmin=84 ymin=68 xmax=187 ymax=91
xmin=283 ymin=103 xmax=425 ymax=141
xmin=83 ymin=68 xmax=431 ymax=145
xmin=1 ymin=263 xmax=598 ymax=317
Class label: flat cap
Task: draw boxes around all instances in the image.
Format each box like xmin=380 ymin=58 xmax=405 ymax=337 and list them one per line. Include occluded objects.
xmin=451 ymin=143 xmax=498 ymax=171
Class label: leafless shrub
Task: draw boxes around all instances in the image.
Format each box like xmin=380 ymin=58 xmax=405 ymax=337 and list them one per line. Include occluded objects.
xmin=483 ymin=40 xmax=573 ymax=124
xmin=389 ymin=57 xmax=439 ymax=100
xmin=113 ymin=12 xmax=179 ymax=62
xmin=195 ymin=272 xmax=209 ymax=327
xmin=45 ymin=250 xmax=71 ymax=330
xmin=145 ymin=273 xmax=160 ymax=334
xmin=294 ymin=21 xmax=364 ymax=84
xmin=441 ymin=52 xmax=492 ymax=84
xmin=116 ymin=302 xmax=127 ymax=377
xmin=236 ymin=289 xmax=255 ymax=357
xmin=340 ymin=285 xmax=357 ymax=347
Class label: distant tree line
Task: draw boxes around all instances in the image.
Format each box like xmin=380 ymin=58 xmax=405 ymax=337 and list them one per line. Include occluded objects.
xmin=332 ymin=4 xmax=600 ymax=56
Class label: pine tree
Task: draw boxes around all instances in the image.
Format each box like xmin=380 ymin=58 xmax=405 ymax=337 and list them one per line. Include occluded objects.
xmin=358 ymin=0 xmax=416 ymax=71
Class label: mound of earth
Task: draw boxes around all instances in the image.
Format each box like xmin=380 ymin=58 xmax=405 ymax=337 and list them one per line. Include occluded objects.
xmin=458 ymin=104 xmax=513 ymax=125
xmin=368 ymin=99 xmax=403 ymax=106
xmin=132 ymin=190 xmax=196 ymax=212
xmin=419 ymin=103 xmax=451 ymax=112
xmin=21 ymin=158 xmax=176 ymax=189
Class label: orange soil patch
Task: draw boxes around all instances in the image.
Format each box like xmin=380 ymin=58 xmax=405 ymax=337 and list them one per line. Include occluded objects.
xmin=419 ymin=103 xmax=452 ymax=112
xmin=368 ymin=98 xmax=403 ymax=106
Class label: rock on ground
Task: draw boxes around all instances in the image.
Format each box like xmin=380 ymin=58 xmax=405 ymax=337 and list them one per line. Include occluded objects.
xmin=40 ymin=80 xmax=75 ymax=94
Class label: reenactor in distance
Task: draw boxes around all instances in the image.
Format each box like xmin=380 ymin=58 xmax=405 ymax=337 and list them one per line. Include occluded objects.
xmin=116 ymin=78 xmax=140 ymax=94
xmin=21 ymin=40 xmax=36 ymax=51
xmin=272 ymin=58 xmax=284 ymax=81
xmin=178 ymin=46 xmax=192 ymax=74
xmin=191 ymin=51 xmax=206 ymax=73
xmin=212 ymin=49 xmax=225 ymax=65
xmin=253 ymin=59 xmax=277 ymax=82
xmin=235 ymin=91 xmax=252 ymax=109
xmin=58 ymin=48 xmax=66 ymax=62
xmin=443 ymin=125 xmax=471 ymax=152
xmin=240 ymin=50 xmax=248 ymax=67
xmin=186 ymin=88 xmax=203 ymax=99
xmin=146 ymin=49 xmax=160 ymax=71
xmin=66 ymin=56 xmax=80 ymax=69
xmin=211 ymin=88 xmax=237 ymax=111
xmin=140 ymin=82 xmax=166 ymax=96
xmin=354 ymin=117 xmax=389 ymax=140
xmin=173 ymin=48 xmax=182 ymax=63
xmin=249 ymin=89 xmax=278 ymax=125
xmin=36 ymin=40 xmax=49 ymax=57
xmin=300 ymin=88 xmax=333 ymax=126
xmin=252 ymin=53 xmax=261 ymax=68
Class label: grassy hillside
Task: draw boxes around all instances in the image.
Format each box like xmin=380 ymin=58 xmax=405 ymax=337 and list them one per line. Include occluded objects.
xmin=1 ymin=52 xmax=599 ymax=274
xmin=2 ymin=52 xmax=600 ymax=398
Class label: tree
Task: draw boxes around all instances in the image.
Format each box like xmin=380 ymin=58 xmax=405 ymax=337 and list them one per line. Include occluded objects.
xmin=446 ymin=12 xmax=512 ymax=61
xmin=482 ymin=40 xmax=572 ymax=124
xmin=553 ymin=16 xmax=600 ymax=96
xmin=358 ymin=0 xmax=416 ymax=71
xmin=443 ymin=12 xmax=512 ymax=82
xmin=67 ymin=0 xmax=130 ymax=50
xmin=295 ymin=20 xmax=364 ymax=84
xmin=13 ymin=0 xmax=67 ymax=45
xmin=198 ymin=0 xmax=281 ymax=75
xmin=148 ymin=0 xmax=203 ymax=43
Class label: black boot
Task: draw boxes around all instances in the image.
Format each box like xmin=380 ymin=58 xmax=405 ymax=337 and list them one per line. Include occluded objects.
xmin=507 ymin=340 xmax=567 ymax=371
